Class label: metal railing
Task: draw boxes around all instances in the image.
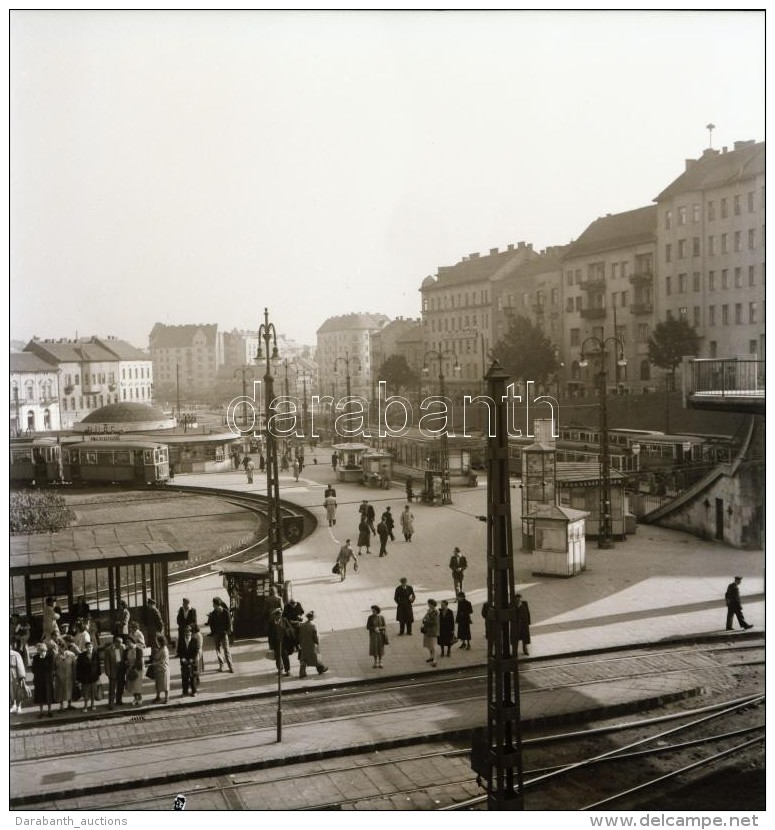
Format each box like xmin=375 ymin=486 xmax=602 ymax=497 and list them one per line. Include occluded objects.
xmin=687 ymin=358 xmax=765 ymax=398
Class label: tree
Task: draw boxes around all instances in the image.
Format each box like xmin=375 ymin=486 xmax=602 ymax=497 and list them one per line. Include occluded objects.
xmin=490 ymin=314 xmax=558 ymax=385
xmin=377 ymin=354 xmax=419 ymax=394
xmin=10 ymin=491 xmax=75 ymax=535
xmin=647 ymin=318 xmax=701 ymax=391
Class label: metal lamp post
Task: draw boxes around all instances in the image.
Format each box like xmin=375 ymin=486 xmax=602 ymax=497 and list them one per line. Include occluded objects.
xmin=579 ymin=335 xmax=626 ymax=549
xmin=423 ymin=349 xmax=460 ymax=506
xmin=234 ymin=366 xmax=255 ymax=429
xmin=333 ymin=350 xmax=362 ymax=400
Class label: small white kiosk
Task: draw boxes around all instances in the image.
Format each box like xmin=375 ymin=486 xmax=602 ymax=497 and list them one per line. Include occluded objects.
xmin=528 ymin=503 xmax=589 ymax=577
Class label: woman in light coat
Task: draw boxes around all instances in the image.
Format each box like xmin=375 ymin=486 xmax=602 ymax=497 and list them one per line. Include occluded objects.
xmin=152 ymin=634 xmax=170 ymax=704
xmin=10 ymin=647 xmax=27 ymax=714
xmin=400 ymin=505 xmax=415 ymax=542
xmin=421 ymin=599 xmax=440 ymax=667
xmin=124 ymin=638 xmax=144 ymax=706
xmin=366 ymin=605 xmax=387 ymax=669
xmin=54 ymin=643 xmax=76 ymax=711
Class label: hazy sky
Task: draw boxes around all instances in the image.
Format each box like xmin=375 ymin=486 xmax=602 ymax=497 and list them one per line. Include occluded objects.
xmin=10 ymin=10 xmax=764 ymax=350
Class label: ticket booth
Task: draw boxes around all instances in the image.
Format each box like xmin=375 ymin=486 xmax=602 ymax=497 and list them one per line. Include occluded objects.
xmin=361 ymin=450 xmax=393 ymax=488
xmin=333 ymin=442 xmax=371 ymax=483
xmin=215 ymin=562 xmax=275 ymax=639
xmin=526 ymin=504 xmax=589 ymax=578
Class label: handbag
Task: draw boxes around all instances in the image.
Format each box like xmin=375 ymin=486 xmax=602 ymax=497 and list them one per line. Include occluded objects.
xmin=16 ymin=678 xmax=32 ymax=702
xmin=420 ymin=624 xmax=427 ymax=634
xmin=381 ymin=630 xmax=389 ymax=646
xmin=332 ymin=562 xmax=341 ymax=574
xmin=126 ymin=667 xmax=139 ymax=682
xmin=145 ymin=663 xmax=156 ymax=680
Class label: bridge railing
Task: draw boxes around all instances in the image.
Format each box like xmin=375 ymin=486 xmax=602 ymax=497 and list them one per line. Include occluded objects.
xmin=686 ymin=358 xmax=765 ymax=399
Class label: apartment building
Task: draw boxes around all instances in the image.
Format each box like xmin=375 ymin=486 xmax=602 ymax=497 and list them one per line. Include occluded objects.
xmin=10 ymin=352 xmax=61 ymax=435
xmin=654 ymin=139 xmax=765 ymax=359
xmin=149 ymin=323 xmax=223 ymax=398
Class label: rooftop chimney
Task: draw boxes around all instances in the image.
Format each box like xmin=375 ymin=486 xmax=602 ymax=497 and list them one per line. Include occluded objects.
xmin=518 ymin=241 xmax=525 ymax=249
xmin=507 ymin=244 xmax=514 ymax=251
xmin=733 ymin=139 xmax=755 ymax=150
xmin=469 ymin=252 xmax=480 ymax=259
xmin=489 ymin=247 xmax=499 ymax=255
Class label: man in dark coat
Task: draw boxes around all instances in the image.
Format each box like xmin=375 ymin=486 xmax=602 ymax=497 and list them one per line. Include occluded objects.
xmin=394 ymin=577 xmax=416 ymax=635
xmin=515 ymin=594 xmax=531 ymax=655
xmin=377 ymin=519 xmax=390 ymax=557
xmin=71 ymin=595 xmax=91 ymax=627
xmin=102 ymin=635 xmax=127 ymax=709
xmin=207 ymin=598 xmax=234 ymax=673
xmin=177 ymin=624 xmax=201 ymax=696
xmin=725 ymin=576 xmax=754 ymax=630
xmin=75 ymin=641 xmax=101 ymax=711
xmin=268 ymin=609 xmax=294 ymax=676
xmin=449 ymin=547 xmax=468 ymax=595
xmin=381 ymin=507 xmax=395 ymax=541
xmin=145 ymin=598 xmax=164 ymax=644
xmin=359 ymin=500 xmax=376 ymax=534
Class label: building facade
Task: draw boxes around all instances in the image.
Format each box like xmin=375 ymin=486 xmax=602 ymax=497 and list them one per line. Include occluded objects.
xmin=10 ymin=352 xmax=61 ymax=435
xmin=654 ymin=139 xmax=765 ymax=360
xmin=149 ymin=323 xmax=223 ymax=399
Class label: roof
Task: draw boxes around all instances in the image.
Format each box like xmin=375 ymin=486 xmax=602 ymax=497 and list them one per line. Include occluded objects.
xmin=92 ymin=337 xmax=150 ymax=361
xmin=24 ymin=339 xmax=118 ymax=365
xmin=556 ymin=462 xmax=626 ymax=484
xmin=317 ymin=313 xmax=389 ymax=334
xmin=428 ymin=245 xmax=538 ymax=289
xmin=526 ymin=503 xmax=589 ymax=522
xmin=80 ymin=402 xmax=168 ymax=423
xmin=496 ymin=246 xmax=568 ymax=282
xmin=10 ymin=536 xmax=187 ymax=576
xmin=655 ymin=141 xmax=764 ymax=202
xmin=149 ymin=323 xmax=219 ymax=348
xmin=10 ymin=353 xmax=59 ymax=373
xmin=563 ymin=206 xmax=657 ymax=259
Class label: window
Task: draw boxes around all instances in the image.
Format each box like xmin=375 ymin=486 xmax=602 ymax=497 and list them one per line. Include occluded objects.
xmin=692 ymin=237 xmax=700 ymax=257
xmin=575 ymin=269 xmax=581 ymax=283
xmin=721 ymin=233 xmax=728 ymax=253
xmin=721 ymin=198 xmax=728 ymax=218
xmin=735 ymin=303 xmax=743 ymax=324
xmin=734 ymin=267 xmax=742 ymax=288
xmin=709 ymin=341 xmax=718 ymax=358
xmin=566 ymin=297 xmax=574 ymax=312
xmin=74 ymin=374 xmax=80 ymax=386
xmin=749 ymin=340 xmax=757 ymax=354
xmin=570 ymin=328 xmax=580 ymax=346
xmin=551 ymin=288 xmax=558 ymax=306
xmin=640 ymin=360 xmax=651 ymax=381
xmin=566 ymin=270 xmax=573 ymax=286
xmin=748 ymin=191 xmax=755 ymax=213
xmin=575 ymin=296 xmax=583 ymax=312
xmin=678 ymin=307 xmax=688 ymax=323
xmin=693 ymin=272 xmax=701 ymax=292
xmin=621 ymin=261 xmax=629 ymax=278
xmin=678 ymin=239 xmax=686 ymax=258
xmin=665 ymin=243 xmax=672 ymax=262
xmin=734 ymin=195 xmax=741 ymax=216
xmin=693 ymin=204 xmax=701 ymax=223
xmin=611 ymin=263 xmax=619 ymax=279
xmin=638 ymin=323 xmax=649 ymax=342
xmin=749 ymin=265 xmax=755 ymax=286
xmin=708 ymin=235 xmax=715 ymax=256
xmin=693 ymin=306 xmax=700 ymax=327
xmin=748 ymin=228 xmax=755 ymax=249
xmin=708 ymin=305 xmax=716 ymax=326
xmin=749 ymin=302 xmax=757 ymax=324
xmin=734 ymin=231 xmax=741 ymax=252
xmin=678 ymin=206 xmax=687 ymax=225
xmin=678 ymin=273 xmax=687 ymax=293
xmin=62 ymin=398 xmax=67 ymax=411
xmin=708 ymin=200 xmax=716 ymax=220
xmin=664 ymin=210 xmax=672 ymax=230
xmin=722 ymin=305 xmax=729 ymax=325
xmin=721 ymin=269 xmax=728 ymax=289
xmin=666 ymin=276 xmax=672 ymax=295
xmin=621 ymin=291 xmax=628 ymax=307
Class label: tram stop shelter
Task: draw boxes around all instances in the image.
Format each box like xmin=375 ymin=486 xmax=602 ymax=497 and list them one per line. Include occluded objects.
xmin=10 ymin=533 xmax=188 ymax=644
xmin=213 ymin=562 xmax=277 ymax=639
xmin=332 ymin=442 xmax=372 ymax=483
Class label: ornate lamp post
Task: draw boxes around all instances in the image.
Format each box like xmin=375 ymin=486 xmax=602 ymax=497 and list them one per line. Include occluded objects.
xmin=579 ymin=334 xmax=626 ymax=549
xmin=256 ymin=308 xmax=284 ymax=588
xmin=333 ymin=350 xmax=362 ymax=399
xmin=423 ymin=349 xmax=460 ymax=505
xmin=234 ymin=366 xmax=255 ymax=429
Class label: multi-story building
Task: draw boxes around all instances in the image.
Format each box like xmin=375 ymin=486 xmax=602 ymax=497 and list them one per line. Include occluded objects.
xmin=420 ymin=241 xmax=538 ymax=394
xmin=560 ymin=206 xmax=658 ymax=395
xmin=654 ymin=139 xmax=765 ymax=360
xmin=370 ymin=317 xmax=423 ymax=392
xmin=91 ymin=337 xmax=154 ymax=404
xmin=316 ymin=313 xmax=389 ymax=401
xmin=221 ymin=329 xmax=261 ymax=371
xmin=10 ymin=352 xmax=61 ymax=435
xmin=149 ymin=323 xmax=223 ymax=399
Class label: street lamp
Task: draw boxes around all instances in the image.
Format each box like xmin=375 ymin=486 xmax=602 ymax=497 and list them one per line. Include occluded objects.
xmin=423 ymin=349 xmax=460 ymax=505
xmin=234 ymin=366 xmax=255 ymax=429
xmin=553 ymin=347 xmax=564 ymax=400
xmin=333 ymin=350 xmax=362 ymax=399
xmin=579 ymin=335 xmax=626 ymax=549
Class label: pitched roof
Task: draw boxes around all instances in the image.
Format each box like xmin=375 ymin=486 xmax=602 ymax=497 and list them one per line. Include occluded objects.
xmin=556 ymin=462 xmax=626 ymax=483
xmin=149 ymin=323 xmax=219 ymax=347
xmin=24 ymin=338 xmax=118 ymax=364
xmin=655 ymin=141 xmax=764 ymax=202
xmin=563 ymin=206 xmax=657 ymax=259
xmin=317 ymin=313 xmax=389 ymax=334
xmin=429 ymin=245 xmax=538 ymax=289
xmin=495 ymin=246 xmax=569 ymax=283
xmin=92 ymin=337 xmax=150 ymax=360
xmin=10 ymin=353 xmax=58 ymax=373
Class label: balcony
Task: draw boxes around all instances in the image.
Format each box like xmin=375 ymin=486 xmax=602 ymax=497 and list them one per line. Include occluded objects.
xmin=580 ymin=307 xmax=607 ymax=320
xmin=684 ymin=358 xmax=765 ymax=415
xmin=629 ymin=303 xmax=654 ymax=315
xmin=579 ymin=277 xmax=606 ymax=292
xmin=629 ymin=270 xmax=654 ymax=286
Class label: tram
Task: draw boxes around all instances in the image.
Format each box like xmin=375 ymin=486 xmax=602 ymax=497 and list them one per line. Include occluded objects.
xmin=62 ymin=440 xmax=170 ymax=485
xmin=9 ymin=438 xmax=63 ymax=484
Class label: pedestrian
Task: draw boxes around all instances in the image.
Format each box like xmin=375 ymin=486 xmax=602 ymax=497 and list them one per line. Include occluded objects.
xmin=324 ymin=492 xmax=337 ymax=527
xmin=449 ymin=547 xmax=468 ymax=595
xmin=114 ymin=599 xmax=130 ymax=637
xmin=400 ymin=504 xmax=415 ymax=542
xmin=377 ymin=518 xmax=390 ymax=557
xmin=177 ymin=624 xmax=200 ymax=697
xmin=366 ymin=605 xmax=387 ymax=669
xmin=191 ymin=623 xmax=205 ymax=676
xmin=336 ymin=539 xmax=357 ymax=581
xmin=394 ymin=577 xmax=416 ymax=636
xmin=10 ymin=646 xmax=28 ymax=715
xmin=176 ymin=598 xmax=197 ymax=645
xmin=363 ymin=501 xmax=377 ymax=534
xmin=421 ymin=599 xmax=440 ymax=667
xmin=292 ymin=458 xmax=300 ymax=481
xmin=102 ymin=635 xmax=126 ymax=709
xmin=259 ymin=453 xmax=265 ymax=472
xmin=31 ymin=642 xmax=54 ymax=718
xmin=331 ymin=452 xmax=339 ymax=471
xmin=42 ymin=596 xmax=60 ymax=641
xmin=75 ymin=640 xmax=101 ymax=712
xmin=152 ymin=634 xmax=170 ymax=704
xmin=72 ymin=619 xmax=91 ymax=652
xmin=725 ymin=576 xmax=754 ymax=631
xmin=53 ymin=641 xmax=76 ymax=711
xmin=13 ymin=615 xmax=31 ymax=667
xmin=268 ymin=609 xmax=293 ymax=676
xmin=357 ymin=518 xmax=372 ymax=555
xmin=324 ymin=484 xmax=337 ymax=499
xmin=381 ymin=506 xmax=395 ymax=541
xmin=281 ymin=454 xmax=289 ymax=471
xmin=169 ymin=462 xmax=175 ymax=481
xmin=128 ymin=621 xmax=146 ymax=649
xmin=242 ymin=454 xmax=250 ymax=472
xmin=405 ymin=476 xmax=414 ymax=502
xmin=207 ymin=598 xmax=234 ymax=673
xmin=124 ymin=636 xmax=145 ymax=706
xmin=245 ymin=457 xmax=255 ymax=484
xmin=71 ymin=595 xmax=91 ymax=627
xmin=264 ymin=587 xmax=283 ymax=633
xmin=437 ymin=600 xmax=456 ymax=657
xmin=145 ymin=598 xmax=164 ymax=645
xmin=515 ymin=594 xmax=532 ymax=655
xmin=456 ymin=591 xmax=473 ymax=650
xmin=282 ymin=598 xmax=304 ymax=657
xmin=298 ymin=611 xmax=329 ymax=677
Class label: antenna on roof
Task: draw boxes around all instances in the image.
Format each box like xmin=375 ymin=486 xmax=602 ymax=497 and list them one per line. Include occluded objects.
xmin=706 ymin=123 xmax=716 ymax=149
